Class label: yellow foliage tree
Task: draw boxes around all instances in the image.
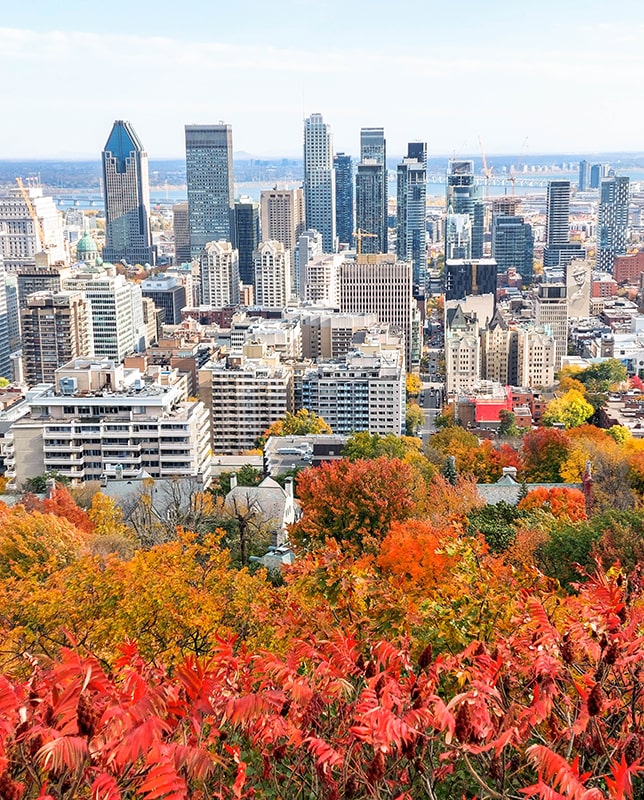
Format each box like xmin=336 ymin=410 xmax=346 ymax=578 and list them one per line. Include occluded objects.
xmin=542 ymin=389 xmax=594 ymax=429
xmin=405 ymin=373 xmax=422 ymax=397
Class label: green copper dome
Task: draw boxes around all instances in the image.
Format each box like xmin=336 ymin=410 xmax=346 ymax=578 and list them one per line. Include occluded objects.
xmin=76 ymin=232 xmax=98 ymax=255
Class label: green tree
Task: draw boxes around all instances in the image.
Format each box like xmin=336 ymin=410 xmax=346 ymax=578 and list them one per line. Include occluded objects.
xmin=23 ymin=471 xmax=70 ymax=494
xmin=577 ymin=358 xmax=628 ymax=393
xmin=405 ymin=402 xmax=424 ymax=435
xmin=214 ymin=465 xmax=263 ymax=496
xmin=542 ymin=389 xmax=594 ymax=429
xmin=343 ymin=432 xmax=420 ymax=461
xmin=498 ymin=408 xmax=520 ymax=438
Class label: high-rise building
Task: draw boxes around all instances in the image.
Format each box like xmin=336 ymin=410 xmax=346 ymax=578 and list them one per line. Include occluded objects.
xmin=446 ymin=160 xmax=484 ymax=259
xmin=444 ymin=258 xmax=498 ymax=302
xmin=17 ymin=261 xmax=71 ymax=305
xmin=445 ymin=213 xmax=472 ymax=260
xmin=333 ymin=153 xmax=354 ymax=248
xmin=535 ymin=282 xmax=568 ymax=369
xmin=357 ymin=128 xmax=387 ymax=253
xmin=543 ymin=180 xmax=585 ymax=268
xmin=339 ymin=254 xmax=419 ymax=369
xmin=185 ymin=124 xmax=235 ymax=258
xmin=254 ymin=241 xmax=291 ymax=309
xmin=63 ymin=271 xmax=146 ymax=361
xmin=297 ymin=229 xmax=323 ymax=299
xmin=397 ymin=142 xmax=427 ymax=289
xmin=141 ymin=275 xmax=187 ymax=325
xmin=21 ymin=291 xmax=94 ymax=386
xmin=260 ymin=188 xmax=305 ymax=259
xmin=0 ymin=259 xmax=11 ymax=379
xmin=303 ymin=113 xmax=336 ymax=252
xmin=590 ymin=163 xmax=609 ymax=190
xmin=102 ymin=120 xmax=154 ymax=265
xmin=492 ymin=214 xmax=534 ymax=283
xmin=199 ymin=241 xmax=240 ymax=308
xmin=234 ymin=197 xmax=260 ymax=286
xmin=597 ymin=176 xmax=630 ymax=274
xmin=0 ymin=185 xmax=67 ymax=271
xmin=579 ymin=160 xmax=590 ymax=192
xmin=303 ymin=253 xmax=343 ymax=306
xmin=172 ymin=202 xmax=191 ymax=264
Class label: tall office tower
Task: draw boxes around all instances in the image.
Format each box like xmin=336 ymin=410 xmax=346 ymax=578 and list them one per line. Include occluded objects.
xmin=444 ymin=258 xmax=498 ymax=301
xmin=297 ymin=229 xmax=323 ymax=298
xmin=303 ymin=113 xmax=336 ymax=253
xmin=339 ymin=254 xmax=418 ymax=368
xmin=185 ymin=124 xmax=235 ymax=258
xmin=356 ymin=161 xmax=386 ymax=255
xmin=260 ymin=188 xmax=305 ymax=258
xmin=358 ymin=127 xmax=387 ymax=252
xmin=141 ymin=274 xmax=186 ymax=325
xmin=397 ymin=142 xmax=427 ymax=289
xmin=0 ymin=259 xmax=10 ymax=379
xmin=492 ymin=215 xmax=534 ymax=283
xmin=234 ymin=197 xmax=260 ymax=286
xmin=173 ymin=202 xmax=191 ymax=264
xmin=543 ymin=180 xmax=584 ymax=268
xmin=102 ymin=120 xmax=154 ymax=265
xmin=254 ymin=241 xmax=291 ymax=309
xmin=17 ymin=262 xmax=71 ymax=305
xmin=535 ymin=282 xmax=568 ymax=369
xmin=597 ymin=176 xmax=630 ymax=273
xmin=590 ymin=163 xmax=609 ymax=190
xmin=5 ymin=274 xmax=20 ymax=355
xmin=21 ymin=291 xmax=94 ymax=386
xmin=63 ymin=272 xmax=145 ymax=361
xmin=445 ymin=212 xmax=472 ymax=260
xmin=446 ymin=160 xmax=484 ymax=259
xmin=578 ymin=160 xmax=590 ymax=192
xmin=200 ymin=241 xmax=240 ymax=307
xmin=0 ymin=185 xmax=66 ymax=270
xmin=333 ymin=153 xmax=354 ymax=248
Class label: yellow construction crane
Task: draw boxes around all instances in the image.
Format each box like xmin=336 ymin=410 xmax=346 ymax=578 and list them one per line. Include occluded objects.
xmin=353 ymin=228 xmax=378 ymax=255
xmin=15 ymin=177 xmax=49 ymax=260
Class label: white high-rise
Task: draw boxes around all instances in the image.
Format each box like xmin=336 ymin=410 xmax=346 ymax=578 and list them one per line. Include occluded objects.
xmin=0 ymin=186 xmax=66 ymax=270
xmin=254 ymin=241 xmax=291 ymax=309
xmin=303 ymin=114 xmax=336 ymax=253
xmin=200 ymin=240 xmax=240 ymax=307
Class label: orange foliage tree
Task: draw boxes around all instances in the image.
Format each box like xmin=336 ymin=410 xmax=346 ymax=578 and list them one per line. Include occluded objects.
xmin=518 ymin=485 xmax=588 ymax=522
xmin=44 ymin=485 xmax=94 ymax=534
xmin=521 ymin=427 xmax=572 ymax=482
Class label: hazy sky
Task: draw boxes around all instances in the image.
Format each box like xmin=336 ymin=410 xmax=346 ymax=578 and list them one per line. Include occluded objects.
xmin=2 ymin=0 xmax=644 ymax=159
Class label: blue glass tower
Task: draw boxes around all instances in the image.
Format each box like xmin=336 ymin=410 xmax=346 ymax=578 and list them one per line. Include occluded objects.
xmin=102 ymin=120 xmax=154 ymax=265
xmin=333 ymin=153 xmax=353 ymax=248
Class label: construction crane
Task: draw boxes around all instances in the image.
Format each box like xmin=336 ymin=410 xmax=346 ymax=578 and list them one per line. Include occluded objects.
xmin=507 ymin=137 xmax=529 ymax=196
xmin=478 ymin=136 xmax=493 ymax=202
xmin=353 ymin=228 xmax=378 ymax=255
xmin=15 ymin=177 xmax=49 ymax=261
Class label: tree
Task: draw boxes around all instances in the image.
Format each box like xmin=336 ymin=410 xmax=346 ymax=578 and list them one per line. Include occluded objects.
xmin=262 ymin=409 xmax=332 ymax=440
xmin=577 ymin=357 xmax=628 ymax=393
xmin=22 ymin=471 xmax=70 ymax=494
xmin=405 ymin=372 xmax=422 ymax=397
xmin=542 ymin=388 xmax=594 ymax=429
xmin=44 ymin=485 xmax=94 ymax=534
xmin=405 ymin=402 xmax=424 ymax=435
xmin=214 ymin=465 xmax=263 ymax=496
xmin=498 ymin=408 xmax=520 ymax=438
xmin=518 ymin=485 xmax=588 ymax=522
xmin=87 ymin=492 xmax=135 ymax=557
xmin=343 ymin=431 xmax=422 ymax=461
xmin=291 ymin=457 xmax=421 ymax=553
xmin=521 ymin=427 xmax=571 ymax=482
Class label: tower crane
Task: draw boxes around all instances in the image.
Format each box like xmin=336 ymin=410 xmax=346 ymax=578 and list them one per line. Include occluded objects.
xmin=507 ymin=137 xmax=529 ymax=196
xmin=478 ymin=136 xmax=493 ymax=202
xmin=353 ymin=228 xmax=378 ymax=255
xmin=15 ymin=177 xmax=50 ymax=262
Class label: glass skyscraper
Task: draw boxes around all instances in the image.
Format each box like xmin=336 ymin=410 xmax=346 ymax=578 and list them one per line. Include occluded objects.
xmin=597 ymin=176 xmax=630 ymax=273
xmin=333 ymin=153 xmax=353 ymax=248
xmin=185 ymin=124 xmax=235 ymax=258
xmin=303 ymin=113 xmax=336 ymax=253
xmin=102 ymin=120 xmax=154 ymax=265
xmin=446 ymin=160 xmax=484 ymax=259
xmin=357 ymin=128 xmax=387 ymax=253
xmin=397 ymin=142 xmax=427 ymax=289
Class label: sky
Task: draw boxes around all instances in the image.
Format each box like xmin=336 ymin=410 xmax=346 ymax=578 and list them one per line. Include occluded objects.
xmin=2 ymin=0 xmax=644 ymax=160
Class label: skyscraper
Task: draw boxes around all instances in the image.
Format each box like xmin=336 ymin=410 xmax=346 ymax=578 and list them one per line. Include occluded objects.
xmin=234 ymin=197 xmax=260 ymax=285
xmin=185 ymin=124 xmax=235 ymax=258
xmin=444 ymin=259 xmax=498 ymax=302
xmin=0 ymin=185 xmax=67 ymax=270
xmin=200 ymin=241 xmax=240 ymax=308
xmin=492 ymin=206 xmax=534 ymax=283
xmin=396 ymin=142 xmax=427 ymax=289
xmin=333 ymin=153 xmax=354 ymax=248
xmin=543 ymin=180 xmax=584 ymax=268
xmin=358 ymin=128 xmax=387 ymax=253
xmin=254 ymin=241 xmax=291 ymax=309
xmin=102 ymin=120 xmax=154 ymax=265
xmin=260 ymin=189 xmax=305 ymax=258
xmin=356 ymin=161 xmax=386 ymax=255
xmin=303 ymin=113 xmax=336 ymax=253
xmin=446 ymin=160 xmax=484 ymax=259
xmin=578 ymin=160 xmax=590 ymax=192
xmin=597 ymin=176 xmax=630 ymax=273
xmin=172 ymin=202 xmax=191 ymax=264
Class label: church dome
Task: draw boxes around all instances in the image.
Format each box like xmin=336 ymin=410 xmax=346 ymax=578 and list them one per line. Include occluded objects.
xmin=76 ymin=232 xmax=98 ymax=255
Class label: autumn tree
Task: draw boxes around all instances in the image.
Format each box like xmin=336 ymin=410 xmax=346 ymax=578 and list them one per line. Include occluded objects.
xmin=262 ymin=409 xmax=332 ymax=440
xmin=291 ymin=457 xmax=421 ymax=553
xmin=405 ymin=401 xmax=424 ymax=435
xmin=405 ymin=372 xmax=422 ymax=397
xmin=44 ymin=484 xmax=94 ymax=534
xmin=343 ymin=431 xmax=423 ymax=461
xmin=518 ymin=485 xmax=588 ymax=522
xmin=542 ymin=388 xmax=594 ymax=429
xmin=521 ymin=427 xmax=571 ymax=482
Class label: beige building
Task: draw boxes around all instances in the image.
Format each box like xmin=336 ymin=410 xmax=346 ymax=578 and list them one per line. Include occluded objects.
xmin=260 ymin=188 xmax=305 ymax=257
xmin=199 ymin=342 xmax=294 ymax=454
xmin=5 ymin=358 xmax=211 ymax=488
xmin=445 ymin=304 xmax=481 ymax=394
xmin=304 ymin=253 xmax=342 ymax=306
xmin=254 ymin=241 xmax=291 ymax=309
xmin=339 ymin=253 xmax=419 ymax=369
xmin=516 ymin=328 xmax=556 ymax=388
xmin=535 ymin=283 xmax=567 ymax=369
xmin=21 ymin=290 xmax=94 ymax=387
xmin=200 ymin=240 xmax=240 ymax=307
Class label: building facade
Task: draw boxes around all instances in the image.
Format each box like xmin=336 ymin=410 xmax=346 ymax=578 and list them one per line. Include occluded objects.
xmin=185 ymin=124 xmax=235 ymax=258
xmin=397 ymin=142 xmax=427 ymax=289
xmin=141 ymin=275 xmax=186 ymax=325
xmin=358 ymin=127 xmax=387 ymax=253
xmin=445 ymin=258 xmax=498 ymax=301
xmin=303 ymin=113 xmax=336 ymax=253
xmin=234 ymin=197 xmax=260 ymax=286
xmin=254 ymin=241 xmax=291 ymax=309
xmin=199 ymin=240 xmax=240 ymax=308
xmin=172 ymin=202 xmax=191 ymax=264
xmin=260 ymin=188 xmax=305 ymax=260
xmin=597 ymin=176 xmax=630 ymax=273
xmin=0 ymin=185 xmax=67 ymax=271
xmin=333 ymin=153 xmax=354 ymax=249
xmin=102 ymin=120 xmax=154 ymax=265
xmin=492 ymin=214 xmax=534 ymax=283
xmin=446 ymin=160 xmax=484 ymax=259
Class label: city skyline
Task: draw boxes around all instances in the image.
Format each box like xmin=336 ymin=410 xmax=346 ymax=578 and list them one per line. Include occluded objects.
xmin=2 ymin=0 xmax=644 ymax=159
